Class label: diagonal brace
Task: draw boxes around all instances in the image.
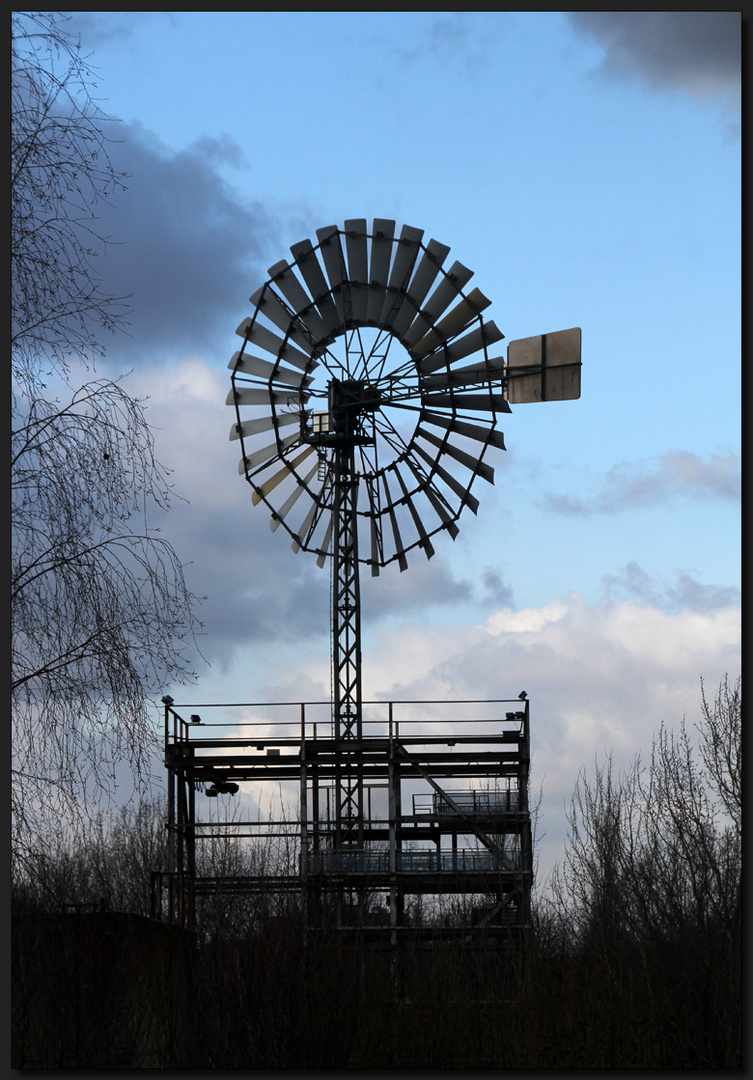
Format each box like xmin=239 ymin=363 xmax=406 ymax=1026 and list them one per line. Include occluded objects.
xmin=393 ymin=742 xmax=516 ymax=870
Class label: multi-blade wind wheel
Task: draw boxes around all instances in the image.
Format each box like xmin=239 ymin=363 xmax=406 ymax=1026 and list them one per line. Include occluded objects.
xmin=228 ymin=217 xmax=581 ymax=574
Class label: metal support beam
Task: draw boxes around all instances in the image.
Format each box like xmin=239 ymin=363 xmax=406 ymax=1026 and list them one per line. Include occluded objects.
xmin=332 ymin=441 xmax=364 ymax=849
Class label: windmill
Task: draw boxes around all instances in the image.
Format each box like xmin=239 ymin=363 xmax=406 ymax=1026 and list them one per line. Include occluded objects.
xmin=227 ymin=217 xmax=580 ymax=866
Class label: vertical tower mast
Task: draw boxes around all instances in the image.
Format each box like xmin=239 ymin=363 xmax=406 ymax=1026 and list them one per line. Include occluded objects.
xmin=327 ymin=376 xmax=377 ymax=852
xmin=331 ymin=435 xmax=364 ymax=849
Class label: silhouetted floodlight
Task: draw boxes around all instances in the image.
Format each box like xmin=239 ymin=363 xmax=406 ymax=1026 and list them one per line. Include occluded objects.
xmin=205 ymin=782 xmax=239 ymax=797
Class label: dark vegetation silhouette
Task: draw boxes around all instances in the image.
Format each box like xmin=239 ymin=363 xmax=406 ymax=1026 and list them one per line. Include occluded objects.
xmin=11 ymin=11 xmax=202 ymax=870
xmin=12 ymin=677 xmax=741 ymax=1068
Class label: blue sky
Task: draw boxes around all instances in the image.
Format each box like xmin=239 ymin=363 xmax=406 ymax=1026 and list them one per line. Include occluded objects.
xmin=64 ymin=11 xmax=740 ymax=880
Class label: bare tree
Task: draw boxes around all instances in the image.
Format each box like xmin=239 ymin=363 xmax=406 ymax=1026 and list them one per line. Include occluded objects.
xmin=11 ymin=797 xmax=171 ymax=918
xmin=546 ymin=677 xmax=741 ymax=944
xmin=542 ymin=676 xmax=741 ymax=1067
xmin=547 ymin=751 xmax=640 ymax=965
xmin=11 ymin=12 xmax=203 ymax=866
xmin=11 ymin=11 xmax=128 ymax=392
xmin=698 ymin=674 xmax=741 ymax=839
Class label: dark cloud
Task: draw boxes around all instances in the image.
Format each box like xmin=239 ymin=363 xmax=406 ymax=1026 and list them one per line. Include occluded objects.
xmin=602 ymin=560 xmax=740 ymax=612
xmin=196 ymin=534 xmax=330 ymax=654
xmin=480 ymin=567 xmax=515 ymax=609
xmin=569 ymin=12 xmax=741 ymax=103
xmin=148 ymin=461 xmax=481 ymax=671
xmin=544 ymin=451 xmax=740 ymax=516
xmin=147 ymin=477 xmax=331 ymax=662
xmin=192 ymin=540 xmax=480 ymax=672
xmin=95 ymin=123 xmax=281 ymax=366
xmin=361 ymin=556 xmax=474 ymax=621
xmin=667 ymin=570 xmax=740 ymax=612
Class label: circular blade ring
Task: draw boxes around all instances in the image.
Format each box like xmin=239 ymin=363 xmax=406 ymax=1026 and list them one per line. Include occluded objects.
xmin=228 ymin=219 xmax=507 ymax=568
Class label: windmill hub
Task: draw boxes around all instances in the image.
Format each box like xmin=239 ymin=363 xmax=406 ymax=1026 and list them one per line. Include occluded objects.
xmin=302 ymin=379 xmax=380 ymax=447
xmin=328 ymin=378 xmax=380 ymax=440
xmin=330 ymin=378 xmax=381 ymax=416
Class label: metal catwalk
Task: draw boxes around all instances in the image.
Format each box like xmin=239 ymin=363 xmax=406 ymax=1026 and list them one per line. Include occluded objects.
xmin=153 ymin=695 xmax=533 ymax=946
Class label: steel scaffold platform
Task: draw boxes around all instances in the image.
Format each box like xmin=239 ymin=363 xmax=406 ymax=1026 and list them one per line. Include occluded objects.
xmin=153 ymin=696 xmax=533 ymax=946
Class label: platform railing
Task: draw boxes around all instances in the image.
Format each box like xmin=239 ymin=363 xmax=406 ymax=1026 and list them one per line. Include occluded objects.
xmin=306 ymin=848 xmax=522 ymax=873
xmin=412 ymin=790 xmax=522 ymax=815
xmin=161 ymin=697 xmax=528 ymax=749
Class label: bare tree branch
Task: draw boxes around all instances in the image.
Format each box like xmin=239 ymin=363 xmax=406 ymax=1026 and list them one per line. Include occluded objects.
xmin=11 ymin=13 xmax=204 ymax=861
xmin=12 ymin=11 xmax=130 ymax=394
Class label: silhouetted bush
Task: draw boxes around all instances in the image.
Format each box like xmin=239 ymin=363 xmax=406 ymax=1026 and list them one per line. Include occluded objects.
xmin=12 ymin=678 xmax=741 ymax=1068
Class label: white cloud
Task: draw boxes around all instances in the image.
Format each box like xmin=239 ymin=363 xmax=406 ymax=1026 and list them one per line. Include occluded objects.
xmin=485 ymin=600 xmax=568 ymax=636
xmin=334 ymin=590 xmax=739 ymax=884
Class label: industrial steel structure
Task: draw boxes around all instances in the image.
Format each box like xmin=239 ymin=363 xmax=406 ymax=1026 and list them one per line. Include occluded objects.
xmin=155 ymin=219 xmax=580 ymax=945
xmin=154 ymin=695 xmax=533 ymax=943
